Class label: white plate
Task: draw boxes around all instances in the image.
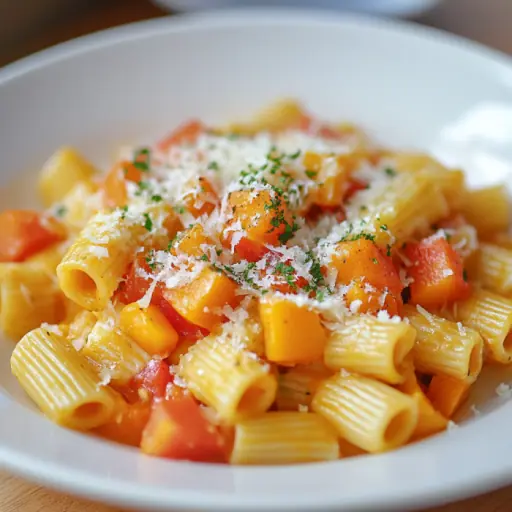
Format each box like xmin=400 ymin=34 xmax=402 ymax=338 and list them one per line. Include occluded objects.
xmin=152 ymin=0 xmax=440 ymax=18
xmin=1 ymin=9 xmax=512 ymax=512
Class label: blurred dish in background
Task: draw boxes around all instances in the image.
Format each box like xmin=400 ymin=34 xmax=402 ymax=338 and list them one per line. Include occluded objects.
xmin=152 ymin=0 xmax=440 ymax=17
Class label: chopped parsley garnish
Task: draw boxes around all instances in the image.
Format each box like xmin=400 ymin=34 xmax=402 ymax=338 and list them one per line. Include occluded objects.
xmin=119 ymin=205 xmax=129 ymax=219
xmin=143 ymin=213 xmax=153 ymax=231
xmin=207 ymin=161 xmax=219 ymax=171
xmin=151 ymin=194 xmax=163 ymax=202
xmin=135 ymin=181 xmax=151 ymax=196
xmin=216 ymin=248 xmax=223 ymax=256
xmin=380 ymin=224 xmax=388 ymax=231
xmin=305 ymin=170 xmax=317 ymax=179
xmin=173 ymin=205 xmax=186 ymax=214
xmin=133 ymin=148 xmax=151 ymax=172
xmin=289 ymin=149 xmax=301 ymax=159
xmin=372 ymin=258 xmax=378 ymax=264
xmin=278 ymin=220 xmax=299 ymax=244
xmin=200 ymin=254 xmax=209 ymax=262
xmin=384 ymin=167 xmax=396 ymax=177
xmin=274 ymin=262 xmax=297 ymax=290
xmin=386 ymin=244 xmax=392 ymax=257
xmin=55 ymin=205 xmax=67 ymax=218
xmin=340 ymin=232 xmax=376 ymax=243
xmin=145 ymin=251 xmax=157 ymax=271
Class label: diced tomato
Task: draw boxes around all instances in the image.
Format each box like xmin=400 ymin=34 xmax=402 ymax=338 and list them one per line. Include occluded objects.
xmin=155 ymin=295 xmax=209 ymax=339
xmin=0 ymin=210 xmax=66 ymax=262
xmin=332 ymin=239 xmax=403 ymax=295
xmin=157 ymin=120 xmax=204 ymax=152
xmin=405 ymin=236 xmax=470 ymax=308
xmin=116 ymin=253 xmax=207 ymax=339
xmin=116 ymin=252 xmax=156 ymax=304
xmin=229 ymin=236 xmax=270 ymax=263
xmin=141 ymin=395 xmax=227 ymax=462
xmin=131 ymin=360 xmax=174 ymax=400
xmin=102 ymin=161 xmax=143 ymax=208
xmin=344 ymin=179 xmax=367 ymax=201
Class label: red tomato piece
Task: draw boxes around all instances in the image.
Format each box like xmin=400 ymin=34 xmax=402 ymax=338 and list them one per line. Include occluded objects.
xmin=157 ymin=120 xmax=204 ymax=152
xmin=116 ymin=252 xmax=156 ymax=304
xmin=344 ymin=179 xmax=367 ymax=201
xmin=141 ymin=395 xmax=227 ymax=462
xmin=230 ymin=236 xmax=270 ymax=263
xmin=0 ymin=210 xmax=65 ymax=262
xmin=131 ymin=360 xmax=174 ymax=400
xmin=405 ymin=236 xmax=470 ymax=308
xmin=156 ymin=295 xmax=209 ymax=339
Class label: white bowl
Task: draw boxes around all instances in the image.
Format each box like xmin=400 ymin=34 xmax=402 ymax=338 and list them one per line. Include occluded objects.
xmin=1 ymin=9 xmax=512 ymax=512
xmin=152 ymin=0 xmax=440 ymax=18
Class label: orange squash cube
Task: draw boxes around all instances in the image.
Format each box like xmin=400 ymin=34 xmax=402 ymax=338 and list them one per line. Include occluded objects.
xmin=345 ymin=278 xmax=402 ymax=317
xmin=102 ymin=161 xmax=143 ymax=208
xmin=94 ymin=401 xmax=151 ymax=447
xmin=303 ymin=152 xmax=358 ymax=207
xmin=259 ymin=299 xmax=327 ymax=364
xmin=397 ymin=370 xmax=448 ymax=441
xmin=226 ymin=189 xmax=293 ymax=248
xmin=183 ymin=177 xmax=219 ymax=217
xmin=332 ymin=239 xmax=402 ymax=295
xmin=165 ymin=267 xmax=240 ymax=330
xmin=172 ymin=224 xmax=215 ymax=259
xmin=427 ymin=374 xmax=471 ymax=418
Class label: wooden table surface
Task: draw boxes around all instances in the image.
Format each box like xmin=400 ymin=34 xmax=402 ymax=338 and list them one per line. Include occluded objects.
xmin=1 ymin=0 xmax=512 ymax=510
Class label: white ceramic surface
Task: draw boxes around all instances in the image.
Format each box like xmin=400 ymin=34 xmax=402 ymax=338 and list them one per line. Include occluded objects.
xmin=1 ymin=9 xmax=512 ymax=512
xmin=152 ymin=0 xmax=440 ymax=18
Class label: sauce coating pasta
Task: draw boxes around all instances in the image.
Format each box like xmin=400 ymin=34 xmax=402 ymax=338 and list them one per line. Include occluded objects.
xmin=5 ymin=100 xmax=511 ymax=464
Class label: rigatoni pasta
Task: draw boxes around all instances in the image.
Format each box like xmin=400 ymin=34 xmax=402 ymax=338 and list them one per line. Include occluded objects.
xmin=4 ymin=100 xmax=511 ymax=465
xmin=312 ymin=372 xmax=418 ymax=453
xmin=11 ymin=328 xmax=120 ymax=429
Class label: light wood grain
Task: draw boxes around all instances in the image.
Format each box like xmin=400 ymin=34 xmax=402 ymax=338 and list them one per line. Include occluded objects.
xmin=1 ymin=0 xmax=512 ymax=511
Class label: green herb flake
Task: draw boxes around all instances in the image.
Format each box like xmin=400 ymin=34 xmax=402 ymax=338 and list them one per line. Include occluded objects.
xmin=143 ymin=213 xmax=153 ymax=231
xmin=173 ymin=205 xmax=186 ymax=214
xmin=384 ymin=167 xmax=396 ymax=177
xmin=200 ymin=254 xmax=209 ymax=262
xmin=305 ymin=170 xmax=317 ymax=179
xmin=151 ymin=194 xmax=163 ymax=203
xmin=372 ymin=258 xmax=379 ymax=264
xmin=207 ymin=161 xmax=219 ymax=171
xmin=55 ymin=205 xmax=67 ymax=218
xmin=133 ymin=148 xmax=151 ymax=172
